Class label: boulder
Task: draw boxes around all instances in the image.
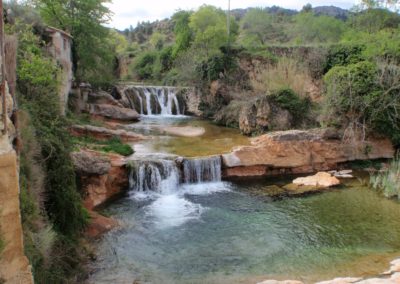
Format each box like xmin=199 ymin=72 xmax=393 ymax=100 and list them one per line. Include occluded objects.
xmin=70 ymin=124 xmax=144 ymax=141
xmin=88 ymin=103 xmax=140 ymax=121
xmin=223 ymin=129 xmax=395 ymax=178
xmin=293 ymin=172 xmax=340 ymax=188
xmin=74 ymin=150 xmax=129 ymax=210
xmin=71 ymin=150 xmax=111 ymax=175
xmin=88 ymin=91 xmax=124 ymax=107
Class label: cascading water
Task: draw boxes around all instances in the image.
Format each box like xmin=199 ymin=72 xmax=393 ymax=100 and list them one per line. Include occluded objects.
xmin=129 ymin=156 xmax=222 ymax=194
xmin=125 ymin=86 xmax=183 ymax=116
xmin=183 ymin=156 xmax=222 ymax=184
xmin=129 ymin=159 xmax=180 ymax=194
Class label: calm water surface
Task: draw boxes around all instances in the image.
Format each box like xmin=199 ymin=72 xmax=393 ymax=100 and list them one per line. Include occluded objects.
xmin=90 ymin=179 xmax=400 ymax=284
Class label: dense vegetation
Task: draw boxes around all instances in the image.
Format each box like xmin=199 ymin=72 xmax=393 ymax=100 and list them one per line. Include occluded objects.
xmin=4 ymin=0 xmax=119 ymax=282
xmin=119 ymin=1 xmax=400 ymax=144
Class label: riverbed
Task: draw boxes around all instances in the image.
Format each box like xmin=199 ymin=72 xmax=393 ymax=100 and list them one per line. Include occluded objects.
xmin=90 ymin=116 xmax=400 ymax=284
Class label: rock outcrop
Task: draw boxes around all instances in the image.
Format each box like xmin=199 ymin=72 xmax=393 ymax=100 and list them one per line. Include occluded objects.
xmin=215 ymin=95 xmax=299 ymax=135
xmin=223 ymin=129 xmax=395 ymax=177
xmin=87 ymin=91 xmax=125 ymax=108
xmin=72 ymin=149 xmax=129 ymax=210
xmin=293 ymin=172 xmax=340 ymax=188
xmin=88 ymin=103 xmax=140 ymax=122
xmin=70 ymin=125 xmax=144 ymax=142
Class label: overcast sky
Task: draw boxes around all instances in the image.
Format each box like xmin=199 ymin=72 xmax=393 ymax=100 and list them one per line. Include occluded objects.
xmin=107 ymin=0 xmax=358 ymax=30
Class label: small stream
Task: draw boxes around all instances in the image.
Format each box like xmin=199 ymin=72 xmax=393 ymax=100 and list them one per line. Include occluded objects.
xmin=90 ymin=92 xmax=400 ymax=284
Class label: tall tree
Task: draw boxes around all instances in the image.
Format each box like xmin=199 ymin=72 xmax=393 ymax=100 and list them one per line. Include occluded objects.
xmin=189 ymin=5 xmax=237 ymax=57
xmin=36 ymin=0 xmax=114 ymax=84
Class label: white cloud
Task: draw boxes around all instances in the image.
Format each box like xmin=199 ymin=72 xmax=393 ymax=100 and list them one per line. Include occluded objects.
xmin=107 ymin=0 xmax=356 ymax=30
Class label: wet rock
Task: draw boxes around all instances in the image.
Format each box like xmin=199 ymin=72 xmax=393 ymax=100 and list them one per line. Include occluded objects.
xmin=293 ymin=172 xmax=340 ymax=188
xmin=70 ymin=124 xmax=144 ymax=142
xmin=85 ymin=211 xmax=118 ymax=239
xmin=88 ymin=103 xmax=140 ymax=121
xmin=71 ymin=150 xmax=111 ymax=175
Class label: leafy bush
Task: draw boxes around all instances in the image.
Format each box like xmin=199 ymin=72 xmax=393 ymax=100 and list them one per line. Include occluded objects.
xmin=16 ymin=24 xmax=88 ymax=238
xmin=269 ymin=88 xmax=311 ymax=123
xmin=134 ymin=51 xmax=158 ymax=79
xmin=370 ymin=157 xmax=400 ymax=199
xmin=323 ymin=60 xmax=400 ymax=144
xmin=196 ymin=51 xmax=237 ymax=82
xmin=323 ymin=44 xmax=365 ymax=73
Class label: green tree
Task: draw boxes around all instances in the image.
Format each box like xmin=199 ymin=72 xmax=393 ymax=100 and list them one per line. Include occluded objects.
xmin=36 ymin=0 xmax=115 ymax=84
xmin=239 ymin=8 xmax=287 ymax=46
xmin=171 ymin=10 xmax=193 ymax=58
xmin=292 ymin=12 xmax=347 ymax=43
xmin=189 ymin=5 xmax=238 ymax=56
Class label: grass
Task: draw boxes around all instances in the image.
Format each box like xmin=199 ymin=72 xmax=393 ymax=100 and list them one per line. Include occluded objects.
xmin=370 ymin=157 xmax=400 ymax=199
xmin=72 ymin=135 xmax=134 ymax=156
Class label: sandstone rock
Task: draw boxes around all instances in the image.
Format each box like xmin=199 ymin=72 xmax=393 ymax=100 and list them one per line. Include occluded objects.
xmin=71 ymin=150 xmax=111 ymax=175
xmin=75 ymin=150 xmax=129 ymax=210
xmin=85 ymin=211 xmax=118 ymax=239
xmin=70 ymin=124 xmax=144 ymax=142
xmin=223 ymin=129 xmax=395 ymax=177
xmin=293 ymin=172 xmax=340 ymax=188
xmin=88 ymin=103 xmax=140 ymax=121
xmin=88 ymin=91 xmax=124 ymax=107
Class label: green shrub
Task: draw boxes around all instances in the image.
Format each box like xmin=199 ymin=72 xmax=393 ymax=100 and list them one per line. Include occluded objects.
xmin=134 ymin=51 xmax=158 ymax=79
xmin=269 ymin=88 xmax=311 ymax=124
xmin=196 ymin=50 xmax=237 ymax=82
xmin=370 ymin=157 xmax=400 ymax=199
xmin=323 ymin=44 xmax=365 ymax=73
xmin=323 ymin=60 xmax=400 ymax=145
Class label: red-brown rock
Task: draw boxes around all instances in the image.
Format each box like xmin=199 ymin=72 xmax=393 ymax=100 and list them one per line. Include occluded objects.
xmin=223 ymin=129 xmax=394 ymax=177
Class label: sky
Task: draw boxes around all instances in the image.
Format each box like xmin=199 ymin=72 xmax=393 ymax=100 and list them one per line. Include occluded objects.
xmin=107 ymin=0 xmax=358 ymax=30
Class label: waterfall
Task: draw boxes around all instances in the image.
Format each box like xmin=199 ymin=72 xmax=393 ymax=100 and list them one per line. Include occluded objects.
xmin=129 ymin=160 xmax=180 ymax=193
xmin=124 ymin=86 xmax=183 ymax=116
xmin=129 ymin=156 xmax=222 ymax=194
xmin=183 ymin=156 xmax=222 ymax=184
xmin=136 ymin=92 xmax=144 ymax=115
xmin=144 ymin=89 xmax=153 ymax=116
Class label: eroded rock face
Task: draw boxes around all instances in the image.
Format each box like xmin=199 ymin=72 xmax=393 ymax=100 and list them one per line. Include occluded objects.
xmin=223 ymin=129 xmax=395 ymax=177
xmin=72 ymin=149 xmax=129 ymax=210
xmin=70 ymin=125 xmax=144 ymax=142
xmin=71 ymin=150 xmax=111 ymax=175
xmin=88 ymin=103 xmax=140 ymax=121
xmin=88 ymin=91 xmax=124 ymax=107
xmin=218 ymin=96 xmax=293 ymax=135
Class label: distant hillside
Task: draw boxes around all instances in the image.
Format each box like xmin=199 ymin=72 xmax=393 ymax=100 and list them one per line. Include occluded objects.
xmin=313 ymin=6 xmax=350 ymax=20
